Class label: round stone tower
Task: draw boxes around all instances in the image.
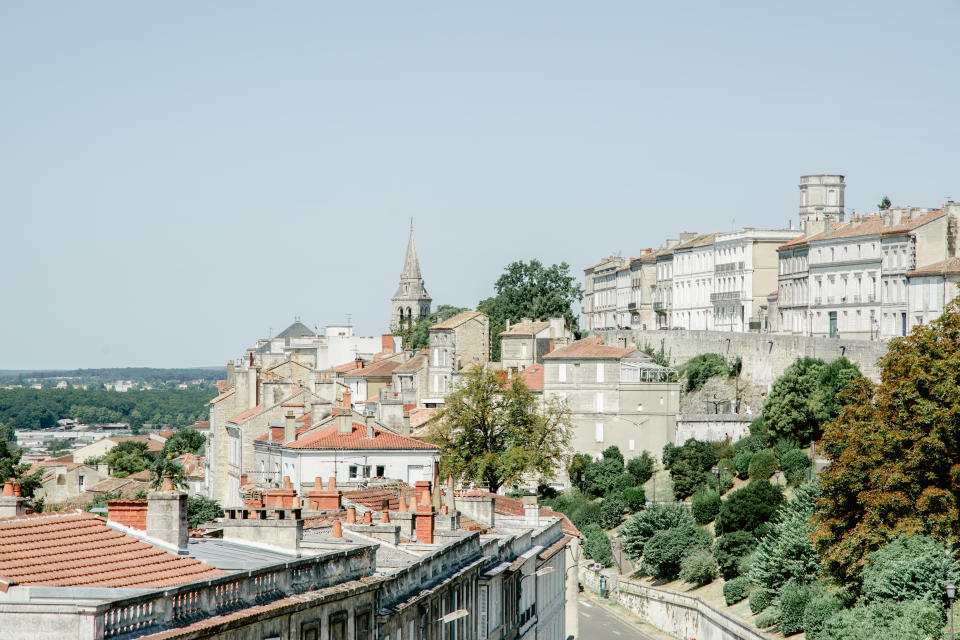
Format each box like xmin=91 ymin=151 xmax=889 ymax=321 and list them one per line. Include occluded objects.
xmin=798 ymin=174 xmax=845 ymax=231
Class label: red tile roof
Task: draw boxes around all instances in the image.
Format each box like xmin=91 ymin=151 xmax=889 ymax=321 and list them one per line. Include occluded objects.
xmin=342 ymin=358 xmax=402 ymax=379
xmin=463 ymin=490 xmax=581 ymax=536
xmin=519 ymin=365 xmax=544 ymax=391
xmin=0 ymin=512 xmax=224 ymax=589
xmin=226 ymin=405 xmax=264 ymax=425
xmin=542 ymin=336 xmax=636 ymax=360
xmin=327 ymin=360 xmax=364 ymax=374
xmin=408 ymin=408 xmax=437 ymax=429
xmin=284 ymin=423 xmax=439 ymax=451
xmin=909 ymin=257 xmax=960 ymax=276
xmin=209 ymin=389 xmax=235 ymax=405
xmin=431 ymin=311 xmax=485 ymax=331
xmin=216 ymin=381 xmax=229 ymax=393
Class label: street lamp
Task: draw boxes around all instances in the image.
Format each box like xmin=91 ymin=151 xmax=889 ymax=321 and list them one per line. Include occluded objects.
xmin=711 ymin=465 xmax=720 ymax=491
xmin=948 ymin=582 xmax=955 ymax=640
xmin=439 ymin=609 xmax=469 ymax=624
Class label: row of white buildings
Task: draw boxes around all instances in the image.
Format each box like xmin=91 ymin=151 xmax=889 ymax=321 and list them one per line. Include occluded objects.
xmin=583 ymin=175 xmax=960 ymax=340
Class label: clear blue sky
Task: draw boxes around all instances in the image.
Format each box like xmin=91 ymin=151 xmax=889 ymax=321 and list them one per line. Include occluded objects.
xmin=2 ymin=2 xmax=958 ymax=369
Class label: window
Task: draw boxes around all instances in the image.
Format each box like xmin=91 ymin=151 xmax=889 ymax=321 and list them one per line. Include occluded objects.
xmin=596 ymin=363 xmax=604 ymax=383
xmin=349 ymin=465 xmax=372 ymax=479
xmin=595 ymin=392 xmax=604 ymax=412
xmin=355 ymin=611 xmax=371 ymax=640
xmin=521 ymin=343 xmax=528 ymax=359
xmin=628 ymin=439 xmax=635 ymax=451
xmin=375 ymin=465 xmax=385 ymax=477
xmin=433 ymin=349 xmax=439 ymax=366
xmin=595 ymin=423 xmax=604 ymax=442
xmin=557 ymin=364 xmax=566 ymax=383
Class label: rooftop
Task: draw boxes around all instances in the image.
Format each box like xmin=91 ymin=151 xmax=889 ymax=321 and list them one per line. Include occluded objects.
xmin=283 ymin=422 xmax=439 ymax=451
xmin=498 ymin=321 xmax=551 ymax=337
xmin=431 ymin=311 xmax=485 ymax=331
xmin=0 ymin=512 xmax=224 ymax=589
xmin=519 ymin=364 xmax=543 ymax=391
xmin=542 ymin=336 xmax=636 ymax=360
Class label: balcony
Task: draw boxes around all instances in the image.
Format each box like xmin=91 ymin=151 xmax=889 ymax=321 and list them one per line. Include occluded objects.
xmin=653 ymin=301 xmax=664 ymax=311
xmin=710 ymin=291 xmax=741 ymax=303
xmin=627 ymin=302 xmax=636 ymax=310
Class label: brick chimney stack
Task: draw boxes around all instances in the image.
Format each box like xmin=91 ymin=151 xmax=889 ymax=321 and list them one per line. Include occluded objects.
xmin=414 ymin=480 xmax=435 ymax=544
xmin=341 ymin=388 xmax=352 ymax=409
xmin=0 ymin=482 xmax=26 ymax=518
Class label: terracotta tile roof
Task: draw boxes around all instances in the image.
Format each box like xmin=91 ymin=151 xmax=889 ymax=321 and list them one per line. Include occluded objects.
xmin=519 ymin=365 xmax=544 ymax=391
xmin=343 ymin=358 xmax=402 ymax=379
xmin=408 ymin=407 xmax=437 ymax=429
xmin=173 ymin=453 xmax=204 ymax=477
xmin=394 ymin=353 xmax=427 ymax=373
xmin=498 ymin=321 xmax=551 ymax=337
xmin=0 ymin=512 xmax=224 ymax=589
xmin=216 ymin=380 xmax=229 ymax=393
xmin=909 ymin=257 xmax=960 ymax=276
xmin=128 ymin=469 xmax=152 ymax=481
xmin=226 ymin=405 xmax=264 ymax=425
xmin=542 ymin=336 xmax=636 ymax=360
xmin=431 ymin=310 xmax=485 ymax=331
xmin=463 ymin=490 xmax=581 ymax=537
xmin=187 ymin=421 xmax=210 ymax=430
xmin=673 ymin=232 xmax=718 ymax=251
xmin=209 ymin=389 xmax=235 ymax=404
xmin=779 ymin=210 xmax=944 ymax=250
xmin=327 ymin=360 xmax=364 ymax=374
xmin=284 ymin=423 xmax=439 ymax=451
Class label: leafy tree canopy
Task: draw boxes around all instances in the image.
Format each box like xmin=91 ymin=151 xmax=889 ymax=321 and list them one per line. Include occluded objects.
xmin=397 ymin=304 xmax=470 ymax=350
xmin=621 ymin=503 xmax=696 ymax=560
xmin=104 ymin=441 xmax=155 ymax=478
xmin=762 ymin=356 xmax=862 ymax=444
xmin=860 ymin=535 xmax=960 ymax=612
xmin=749 ymin=482 xmax=821 ymax=592
xmin=478 ymin=260 xmax=582 ymax=361
xmin=814 ymin=295 xmax=960 ymax=582
xmin=714 ymin=479 xmax=783 ymax=537
xmin=426 ymin=367 xmax=572 ymax=493
xmin=187 ymin=495 xmax=224 ymax=528
xmin=160 ymin=429 xmax=206 ymax=459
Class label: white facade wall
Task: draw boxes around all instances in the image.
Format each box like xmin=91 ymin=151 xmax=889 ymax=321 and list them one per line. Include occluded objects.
xmin=673 ymin=244 xmax=715 ymax=330
xmin=808 ymin=235 xmax=883 ymax=340
xmin=907 ymin=273 xmax=960 ymax=332
xmin=254 ymin=447 xmax=437 ymax=492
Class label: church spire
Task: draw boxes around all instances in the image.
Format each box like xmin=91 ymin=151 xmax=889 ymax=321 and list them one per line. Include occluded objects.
xmin=401 ymin=220 xmax=422 ymax=279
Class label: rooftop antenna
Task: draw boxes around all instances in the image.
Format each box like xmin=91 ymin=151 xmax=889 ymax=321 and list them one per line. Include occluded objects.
xmin=346 ymin=313 xmax=352 ymax=327
xmin=410 ymin=216 xmax=414 ymax=231
xmin=268 ymin=326 xmax=273 ymax=339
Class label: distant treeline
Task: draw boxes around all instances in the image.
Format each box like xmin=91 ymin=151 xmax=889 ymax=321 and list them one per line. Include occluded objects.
xmin=0 ymin=388 xmax=218 ymax=430
xmin=0 ymin=367 xmax=225 ymax=387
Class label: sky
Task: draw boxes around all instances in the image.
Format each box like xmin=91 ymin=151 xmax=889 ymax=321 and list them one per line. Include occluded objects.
xmin=2 ymin=2 xmax=958 ymax=369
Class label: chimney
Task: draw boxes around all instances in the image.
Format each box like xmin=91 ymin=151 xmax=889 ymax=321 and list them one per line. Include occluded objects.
xmin=366 ymin=421 xmax=376 ymax=440
xmin=304 ymin=398 xmax=312 ymax=417
xmin=341 ymin=388 xmax=352 ymax=409
xmin=346 ymin=506 xmax=357 ymax=524
xmin=107 ymin=499 xmax=148 ymax=530
xmin=382 ymin=334 xmax=395 ymax=352
xmin=147 ymin=488 xmax=189 ymax=554
xmin=416 ymin=501 xmax=435 ymax=544
xmin=505 ymin=319 xmax=511 ymax=332
xmin=337 ymin=412 xmax=353 ymax=435
xmin=362 ymin=510 xmax=372 ymax=524
xmin=332 ymin=519 xmax=343 ymax=538
xmin=0 ymin=482 xmax=26 ymax=518
xmin=284 ymin=411 xmax=296 ymax=443
xmin=458 ymin=494 xmax=496 ymax=527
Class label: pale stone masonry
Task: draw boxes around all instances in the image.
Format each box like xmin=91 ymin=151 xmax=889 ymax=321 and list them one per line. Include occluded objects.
xmin=542 ymin=337 xmax=679 ymax=462
xmin=499 ymin=317 xmax=572 ymax=371
xmin=426 ymin=310 xmax=489 ymax=401
xmin=582 ymin=256 xmax=628 ymax=331
xmin=390 ymin=222 xmax=432 ymax=330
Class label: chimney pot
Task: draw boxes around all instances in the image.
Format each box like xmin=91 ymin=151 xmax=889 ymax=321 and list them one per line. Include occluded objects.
xmin=398 ymin=495 xmax=407 ymax=512
xmin=332 ymin=520 xmax=342 ymax=538
xmin=283 ymin=476 xmax=292 ymax=489
xmin=327 ymin=477 xmax=337 ymax=491
xmin=382 ymin=510 xmax=391 ymax=523
xmin=362 ymin=510 xmax=372 ymax=524
xmin=346 ymin=506 xmax=356 ymax=524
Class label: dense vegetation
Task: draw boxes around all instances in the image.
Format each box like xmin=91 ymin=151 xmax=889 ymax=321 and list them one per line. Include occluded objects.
xmin=0 ymin=367 xmax=224 ymax=388
xmin=478 ymin=259 xmax=583 ymax=360
xmin=0 ymin=387 xmax=217 ymax=430
xmin=677 ymin=353 xmax=741 ymax=393
xmin=396 ymin=304 xmax=470 ymax=350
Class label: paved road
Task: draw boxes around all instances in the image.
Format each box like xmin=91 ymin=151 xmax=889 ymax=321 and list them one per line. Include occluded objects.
xmin=578 ymin=595 xmax=656 ymax=640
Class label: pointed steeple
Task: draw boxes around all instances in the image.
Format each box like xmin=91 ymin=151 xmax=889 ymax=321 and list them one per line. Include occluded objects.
xmin=401 ymin=220 xmax=422 ymax=279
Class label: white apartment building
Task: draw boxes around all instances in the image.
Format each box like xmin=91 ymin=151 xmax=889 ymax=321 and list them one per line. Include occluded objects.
xmin=582 ymin=256 xmax=628 ymax=331
xmin=672 ymin=233 xmax=718 ymax=330
xmin=907 ymin=258 xmax=960 ymax=331
xmin=712 ymin=228 xmax=802 ymax=332
xmin=615 ymin=264 xmax=632 ymax=328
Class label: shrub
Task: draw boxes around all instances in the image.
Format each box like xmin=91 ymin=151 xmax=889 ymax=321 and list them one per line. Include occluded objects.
xmin=749 ymin=483 xmax=821 ymax=592
xmin=679 ymin=549 xmax=718 ymax=586
xmin=621 ymin=503 xmax=695 ymax=560
xmin=707 ymin=468 xmax=735 ymax=494
xmin=641 ymin=523 xmax=712 ymax=581
xmin=749 ymin=587 xmax=773 ymax=614
xmin=779 ymin=448 xmax=812 ymax=486
xmin=611 ymin=472 xmax=637 ymax=494
xmin=583 ymin=527 xmax=614 ymax=567
xmin=733 ymin=451 xmax=753 ymax=479
xmin=567 ymin=500 xmax=602 ymax=532
xmin=601 ymin=445 xmax=625 ymax=468
xmin=623 ymin=487 xmax=646 ymax=513
xmin=818 ymin=599 xmax=943 ymax=640
xmin=713 ymin=530 xmax=758 ymax=580
xmin=715 ymin=479 xmax=783 ymax=537
xmin=186 ymin=495 xmax=223 ymax=528
xmin=567 ymin=453 xmax=593 ymax=493
xmin=778 ymin=580 xmax=811 ymax=635
xmin=599 ymin=496 xmax=626 ymax=529
xmin=754 ymin=605 xmax=780 ymax=629
xmin=680 ymin=353 xmax=730 ymax=392
xmin=669 ymin=458 xmax=708 ymax=500
xmin=802 ymin=591 xmax=843 ymax=639
xmin=691 ymin=488 xmax=721 ymax=524
xmin=748 ymin=449 xmax=777 ymax=481
xmin=733 ymin=432 xmax=767 ymax=457
xmin=581 ymin=523 xmax=603 ymax=539
xmin=860 ymin=534 xmax=960 ymax=610
xmin=583 ymin=458 xmax=623 ymax=497
xmin=626 ymin=452 xmax=655 ymax=485
xmin=723 ymin=576 xmax=750 ymax=605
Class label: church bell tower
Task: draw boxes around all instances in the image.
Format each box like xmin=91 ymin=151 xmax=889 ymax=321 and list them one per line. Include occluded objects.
xmin=390 ymin=222 xmax=432 ymax=330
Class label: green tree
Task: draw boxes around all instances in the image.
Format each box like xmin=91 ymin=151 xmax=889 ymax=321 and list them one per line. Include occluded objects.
xmin=814 ymin=295 xmax=960 ymax=582
xmin=104 ymin=441 xmax=155 ymax=477
xmin=749 ymin=483 xmax=821 ymax=593
xmin=818 ymin=599 xmax=942 ymax=640
xmin=877 ymin=195 xmax=892 ymax=211
xmin=566 ymin=453 xmax=592 ymax=494
xmin=150 ymin=457 xmax=187 ymax=490
xmin=599 ymin=495 xmax=626 ymax=529
xmin=478 ymin=260 xmax=583 ymax=361
xmin=762 ymin=357 xmax=861 ymax=444
xmin=714 ymin=479 xmax=783 ymax=537
xmin=400 ymin=304 xmax=470 ymax=350
xmin=860 ymin=535 xmax=960 ymax=611
xmin=713 ymin=530 xmax=758 ymax=580
xmin=426 ymin=367 xmax=572 ymax=493
xmin=626 ymin=452 xmax=655 ymax=485
xmin=621 ymin=503 xmax=695 ymax=560
xmin=678 ymin=353 xmax=731 ymax=393
xmin=160 ymin=429 xmax=206 ymax=459
xmin=187 ymin=495 xmax=224 ymax=528
xmin=663 ymin=438 xmax=716 ymax=499
xmin=641 ymin=522 xmax=712 ymax=580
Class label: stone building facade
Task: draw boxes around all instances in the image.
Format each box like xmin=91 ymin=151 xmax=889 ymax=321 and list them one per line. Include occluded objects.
xmin=426 ymin=311 xmax=490 ymax=401
xmin=499 ymin=317 xmax=572 ymax=372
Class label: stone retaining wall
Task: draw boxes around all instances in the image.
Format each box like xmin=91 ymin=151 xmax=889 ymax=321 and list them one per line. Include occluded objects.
xmin=580 ymin=564 xmax=770 ymax=640
xmin=603 ymin=329 xmax=887 ymax=387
